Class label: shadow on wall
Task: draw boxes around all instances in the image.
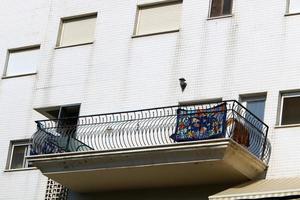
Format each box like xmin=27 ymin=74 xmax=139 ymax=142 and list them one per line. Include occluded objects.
xmin=68 ymin=185 xmax=230 ymax=200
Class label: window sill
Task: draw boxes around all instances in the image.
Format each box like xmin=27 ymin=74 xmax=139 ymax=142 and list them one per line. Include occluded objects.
xmin=274 ymin=124 xmax=300 ymax=129
xmin=55 ymin=42 xmax=94 ymax=49
xmin=4 ymin=167 xmax=37 ymax=172
xmin=284 ymin=12 xmax=300 ymax=17
xmin=207 ymin=14 xmax=233 ymax=20
xmin=2 ymin=72 xmax=37 ymax=79
xmin=132 ymin=29 xmax=180 ymax=38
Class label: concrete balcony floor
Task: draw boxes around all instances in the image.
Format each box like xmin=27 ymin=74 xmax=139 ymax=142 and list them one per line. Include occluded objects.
xmin=28 ymin=138 xmax=267 ymax=192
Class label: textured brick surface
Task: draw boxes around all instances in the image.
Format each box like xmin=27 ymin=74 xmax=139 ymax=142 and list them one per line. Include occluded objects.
xmin=0 ymin=0 xmax=300 ymax=199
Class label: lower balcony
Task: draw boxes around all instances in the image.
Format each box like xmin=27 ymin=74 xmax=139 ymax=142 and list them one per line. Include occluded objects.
xmin=28 ymin=100 xmax=271 ymax=192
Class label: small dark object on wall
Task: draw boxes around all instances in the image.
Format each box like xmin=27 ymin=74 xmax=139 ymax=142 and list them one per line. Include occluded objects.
xmin=179 ymin=78 xmax=187 ymax=92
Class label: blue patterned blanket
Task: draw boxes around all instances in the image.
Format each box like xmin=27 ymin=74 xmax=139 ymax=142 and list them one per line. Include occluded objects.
xmin=170 ymin=103 xmax=227 ymax=142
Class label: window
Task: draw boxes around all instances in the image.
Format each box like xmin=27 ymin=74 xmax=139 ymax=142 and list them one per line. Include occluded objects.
xmin=287 ymin=0 xmax=300 ymax=14
xmin=6 ymin=140 xmax=32 ymax=170
xmin=39 ymin=105 xmax=80 ymax=120
xmin=57 ymin=14 xmax=97 ymax=47
xmin=240 ymin=96 xmax=266 ymax=158
xmin=36 ymin=105 xmax=80 ymax=134
xmin=209 ymin=0 xmax=233 ymax=18
xmin=280 ymin=93 xmax=300 ymax=125
xmin=4 ymin=46 xmax=40 ymax=77
xmin=134 ymin=1 xmax=182 ymax=36
xmin=240 ymin=95 xmax=266 ymax=126
xmin=242 ymin=97 xmax=266 ymax=121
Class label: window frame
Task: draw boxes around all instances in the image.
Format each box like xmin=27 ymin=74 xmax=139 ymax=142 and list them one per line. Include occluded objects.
xmin=208 ymin=0 xmax=233 ymax=19
xmin=286 ymin=0 xmax=300 ymax=15
xmin=2 ymin=45 xmax=40 ymax=78
xmin=279 ymin=92 xmax=300 ymax=126
xmin=6 ymin=139 xmax=33 ymax=171
xmin=133 ymin=0 xmax=182 ymax=37
xmin=35 ymin=104 xmax=81 ymax=138
xmin=239 ymin=94 xmax=267 ymax=122
xmin=35 ymin=104 xmax=81 ymax=119
xmin=56 ymin=13 xmax=98 ymax=48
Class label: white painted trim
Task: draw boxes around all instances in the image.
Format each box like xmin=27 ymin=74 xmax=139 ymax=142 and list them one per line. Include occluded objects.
xmin=4 ymin=167 xmax=37 ymax=172
xmin=286 ymin=0 xmax=291 ymax=14
xmin=207 ymin=14 xmax=233 ymax=20
xmin=8 ymin=142 xmax=30 ymax=170
xmin=132 ymin=29 xmax=180 ymax=38
xmin=55 ymin=42 xmax=94 ymax=50
xmin=275 ymin=123 xmax=300 ymax=129
xmin=279 ymin=93 xmax=300 ymax=126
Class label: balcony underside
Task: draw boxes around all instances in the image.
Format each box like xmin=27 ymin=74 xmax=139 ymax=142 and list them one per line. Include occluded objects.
xmin=28 ymin=139 xmax=267 ymax=192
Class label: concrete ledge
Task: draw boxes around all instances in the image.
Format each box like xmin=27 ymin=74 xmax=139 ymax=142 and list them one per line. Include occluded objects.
xmin=28 ymin=139 xmax=267 ymax=192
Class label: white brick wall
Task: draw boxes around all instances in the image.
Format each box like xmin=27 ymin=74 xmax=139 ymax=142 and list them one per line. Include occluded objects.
xmin=0 ymin=0 xmax=50 ymax=199
xmin=1 ymin=0 xmax=300 ymax=198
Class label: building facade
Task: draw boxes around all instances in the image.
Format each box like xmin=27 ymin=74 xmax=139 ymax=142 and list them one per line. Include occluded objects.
xmin=1 ymin=0 xmax=300 ymax=199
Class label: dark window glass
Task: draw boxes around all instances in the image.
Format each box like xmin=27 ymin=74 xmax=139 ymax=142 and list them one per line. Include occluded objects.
xmin=210 ymin=0 xmax=232 ymax=17
xmin=46 ymin=109 xmax=60 ymax=119
xmin=57 ymin=105 xmax=80 ymax=135
xmin=281 ymin=96 xmax=300 ymax=125
xmin=37 ymin=105 xmax=80 ymax=135
xmin=10 ymin=145 xmax=27 ymax=169
xmin=210 ymin=0 xmax=223 ymax=17
xmin=59 ymin=106 xmax=80 ymax=119
xmin=222 ymin=0 xmax=232 ymax=15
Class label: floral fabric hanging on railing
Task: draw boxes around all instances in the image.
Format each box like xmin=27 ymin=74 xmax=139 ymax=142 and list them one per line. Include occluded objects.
xmin=170 ymin=103 xmax=227 ymax=142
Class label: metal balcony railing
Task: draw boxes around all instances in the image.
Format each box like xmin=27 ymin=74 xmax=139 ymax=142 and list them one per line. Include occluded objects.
xmin=31 ymin=100 xmax=271 ymax=164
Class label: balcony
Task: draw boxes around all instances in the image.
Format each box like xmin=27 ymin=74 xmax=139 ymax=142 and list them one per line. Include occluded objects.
xmin=28 ymin=100 xmax=271 ymax=192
